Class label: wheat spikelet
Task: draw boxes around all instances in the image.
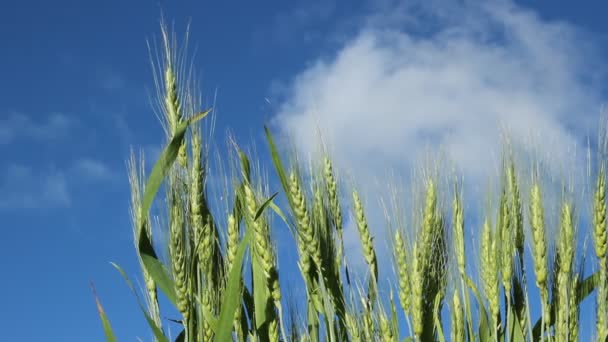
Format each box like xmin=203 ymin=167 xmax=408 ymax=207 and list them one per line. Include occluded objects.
xmin=244 ymin=184 xmax=275 ymax=279
xmin=345 ymin=311 xmax=361 ymax=342
xmin=507 ymin=159 xmax=524 ymax=257
xmin=411 ymin=242 xmax=424 ymax=338
xmin=451 ymin=292 xmax=464 ymax=342
xmin=452 ymin=192 xmax=465 ymax=278
xmin=190 ymin=131 xmax=213 ymax=278
xmin=559 ymin=202 xmax=575 ymax=274
xmin=480 ymin=217 xmax=499 ymax=326
xmin=243 ymin=182 xmax=285 ymax=341
xmin=226 ymin=213 xmax=239 ymax=270
xmin=378 ymin=308 xmax=394 ymax=342
xmin=594 ymin=168 xmax=608 ymax=339
xmin=594 ymin=167 xmax=607 ymax=259
xmin=268 ymin=318 xmax=280 ymax=342
xmin=289 ymin=171 xmax=321 ymax=273
xmin=420 ymin=180 xmax=438 ymax=267
xmin=394 ymin=229 xmax=410 ymax=315
xmin=569 ymin=277 xmax=579 ymax=341
xmin=552 ymin=201 xmax=574 ymax=341
xmin=353 ymin=190 xmax=378 ymax=280
xmin=498 ymin=187 xmax=513 ymax=295
xmin=324 ymin=157 xmax=344 ymax=265
xmin=160 ymin=34 xmax=182 ymax=136
xmin=159 ymin=24 xmax=188 ymax=167
xmin=225 ymin=213 xmax=243 ymax=336
xmin=529 ymin=181 xmax=550 ymax=338
xmin=361 ymin=300 xmax=374 ymax=341
xmin=201 ymin=291 xmax=214 ymax=341
xmin=169 ymin=191 xmax=190 ymax=321
xmin=530 ymin=182 xmax=548 ymax=293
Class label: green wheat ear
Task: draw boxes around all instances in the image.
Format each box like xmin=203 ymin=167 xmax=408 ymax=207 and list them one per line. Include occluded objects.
xmin=352 ymin=190 xmax=378 ymax=283
xmin=594 ymin=166 xmax=608 ymax=340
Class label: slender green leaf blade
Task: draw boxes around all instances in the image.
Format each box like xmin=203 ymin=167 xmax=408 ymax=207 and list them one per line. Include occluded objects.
xmin=215 ymin=221 xmax=252 ymax=341
xmin=433 ymin=293 xmax=445 ymax=342
xmin=110 ymin=263 xmax=169 ymax=342
xmin=255 ymin=192 xmax=278 ymax=221
xmin=264 ymin=126 xmax=291 ymax=201
xmin=91 ymin=283 xmax=117 ymax=342
xmin=140 ymin=254 xmax=177 ymax=307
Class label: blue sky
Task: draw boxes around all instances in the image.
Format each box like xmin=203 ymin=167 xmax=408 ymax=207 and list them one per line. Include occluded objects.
xmin=1 ymin=0 xmax=608 ymax=341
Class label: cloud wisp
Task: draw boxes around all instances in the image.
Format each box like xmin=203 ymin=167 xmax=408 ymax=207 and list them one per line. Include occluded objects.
xmin=0 ymin=157 xmax=117 ymax=211
xmin=0 ymin=112 xmax=73 ymax=145
xmin=0 ymin=164 xmax=71 ymax=210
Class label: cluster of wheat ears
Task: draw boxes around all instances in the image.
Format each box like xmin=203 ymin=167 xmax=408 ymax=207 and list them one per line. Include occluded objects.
xmin=94 ymin=24 xmax=608 ymax=342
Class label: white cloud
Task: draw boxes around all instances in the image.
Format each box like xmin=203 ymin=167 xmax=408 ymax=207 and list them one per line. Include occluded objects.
xmin=272 ymin=0 xmax=606 ymax=279
xmin=275 ymin=0 xmax=604 ymax=190
xmin=0 ymin=112 xmax=73 ymax=145
xmin=0 ymin=157 xmax=116 ymax=211
xmin=0 ymin=164 xmax=71 ymax=210
xmin=73 ymin=158 xmax=115 ymax=181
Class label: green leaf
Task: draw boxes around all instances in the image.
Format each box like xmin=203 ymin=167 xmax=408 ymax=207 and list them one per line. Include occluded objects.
xmin=390 ymin=295 xmax=399 ymax=341
xmin=507 ymin=303 xmax=526 ymax=342
xmin=511 ymin=273 xmax=528 ymax=340
xmin=252 ymin=247 xmax=271 ymax=333
xmin=91 ymin=283 xmax=117 ymax=342
xmin=242 ymin=287 xmax=255 ymax=331
xmin=433 ymin=292 xmax=445 ymax=342
xmin=465 ymin=276 xmax=491 ymax=341
xmin=268 ymin=201 xmax=296 ymax=236
xmin=139 ymin=254 xmax=177 ymax=307
xmin=317 ymin=276 xmax=336 ymax=341
xmin=239 ymin=150 xmax=252 ymax=184
xmin=186 ymin=109 xmax=211 ymax=126
xmin=255 ymin=192 xmax=278 ymax=221
xmin=174 ymin=329 xmax=185 ymax=342
xmin=111 ymin=263 xmax=169 ymax=342
xmin=264 ymin=126 xmax=291 ymax=197
xmin=478 ymin=307 xmax=491 ymax=342
xmin=214 ymin=226 xmax=252 ymax=341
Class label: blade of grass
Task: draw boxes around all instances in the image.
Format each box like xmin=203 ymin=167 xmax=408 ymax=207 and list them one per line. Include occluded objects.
xmin=111 ymin=262 xmax=169 ymax=342
xmin=433 ymin=293 xmax=445 ymax=342
xmin=91 ymin=282 xmax=117 ymax=342
xmin=215 ymin=225 xmax=252 ymax=341
xmin=140 ymin=254 xmax=177 ymax=307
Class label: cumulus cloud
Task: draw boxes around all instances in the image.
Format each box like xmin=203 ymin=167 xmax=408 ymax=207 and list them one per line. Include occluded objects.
xmin=275 ymin=0 xmax=604 ymax=191
xmin=272 ymin=0 xmax=606 ymax=275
